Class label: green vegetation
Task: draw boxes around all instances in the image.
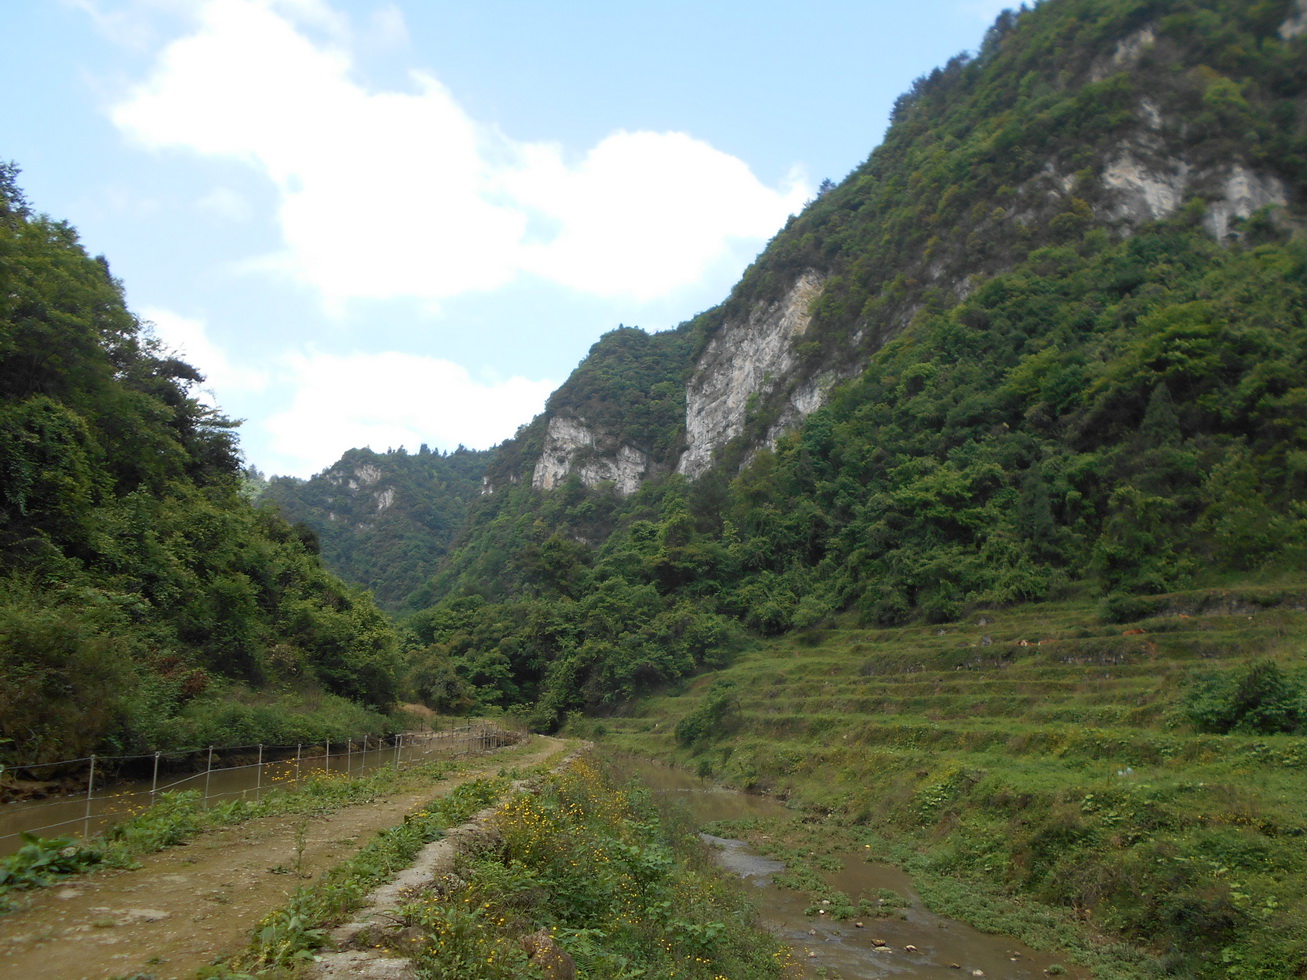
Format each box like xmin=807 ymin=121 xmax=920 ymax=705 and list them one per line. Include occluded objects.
xmin=392 ymin=0 xmax=1307 ymax=737
xmin=5 ymin=0 xmax=1307 ymax=976
xmin=221 ymin=776 xmax=505 ymax=974
xmin=0 ymin=163 xmax=402 ymax=763
xmin=382 ymin=757 xmax=790 ymax=980
xmin=604 ymin=590 xmax=1307 ymax=979
xmin=256 ymin=444 xmax=492 ymax=611
xmin=0 ymin=757 xmax=461 ymax=913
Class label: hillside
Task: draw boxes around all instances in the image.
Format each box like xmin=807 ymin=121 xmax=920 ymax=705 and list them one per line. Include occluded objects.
xmin=256 ymin=444 xmax=492 ymax=611
xmin=378 ymin=0 xmax=1307 ymax=729
xmin=603 ymin=587 xmax=1307 ymax=979
xmin=0 ymin=165 xmax=403 ymax=764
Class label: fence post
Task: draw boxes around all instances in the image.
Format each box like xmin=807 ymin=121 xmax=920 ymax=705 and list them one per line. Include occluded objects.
xmin=84 ymin=755 xmax=96 ymax=840
xmin=295 ymin=743 xmax=302 ymax=787
xmin=151 ymin=751 xmax=160 ymax=805
xmin=346 ymin=738 xmax=352 ymax=777
xmin=256 ymin=744 xmax=263 ymax=801
xmin=394 ymin=732 xmax=401 ymax=768
xmin=205 ymin=746 xmax=214 ymax=802
xmin=325 ymin=739 xmax=330 ymax=776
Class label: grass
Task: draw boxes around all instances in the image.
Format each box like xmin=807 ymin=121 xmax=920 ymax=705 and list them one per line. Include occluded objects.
xmin=212 ymin=775 xmax=510 ymax=975
xmin=599 ymin=585 xmax=1307 ymax=980
xmin=0 ymin=737 xmax=533 ymax=911
xmin=384 ymin=756 xmax=794 ymax=980
xmin=201 ymin=753 xmax=794 ymax=980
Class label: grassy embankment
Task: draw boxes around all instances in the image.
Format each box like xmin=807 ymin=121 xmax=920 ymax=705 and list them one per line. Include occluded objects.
xmin=598 ymin=583 xmax=1307 ymax=980
xmin=215 ymin=754 xmax=792 ymax=980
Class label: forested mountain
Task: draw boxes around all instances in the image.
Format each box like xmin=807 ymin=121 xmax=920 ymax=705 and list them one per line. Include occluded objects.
xmin=0 ymin=165 xmax=401 ymax=764
xmin=381 ymin=0 xmax=1307 ymax=728
xmin=255 ymin=445 xmax=492 ymax=611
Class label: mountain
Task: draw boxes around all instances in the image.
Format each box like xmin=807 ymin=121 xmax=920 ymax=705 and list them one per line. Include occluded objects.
xmin=256 ymin=444 xmax=492 ymax=611
xmin=512 ymin=0 xmax=1305 ymax=493
xmin=0 ymin=165 xmax=402 ymax=764
xmin=369 ymin=0 xmax=1307 ymax=730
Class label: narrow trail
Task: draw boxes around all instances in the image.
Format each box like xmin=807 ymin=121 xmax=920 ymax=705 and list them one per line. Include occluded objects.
xmin=0 ymin=735 xmax=567 ymax=980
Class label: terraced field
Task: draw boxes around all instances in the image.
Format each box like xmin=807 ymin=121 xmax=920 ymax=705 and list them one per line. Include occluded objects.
xmin=603 ymin=585 xmax=1307 ymax=979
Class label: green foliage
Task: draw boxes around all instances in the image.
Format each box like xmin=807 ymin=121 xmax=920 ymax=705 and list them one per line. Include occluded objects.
xmin=0 ymin=834 xmax=101 ymax=902
xmin=609 ymin=592 xmax=1307 ymax=980
xmin=675 ymin=679 xmax=740 ymax=747
xmin=540 ymin=324 xmax=697 ymax=463
xmin=395 ymin=0 xmax=1307 ymax=738
xmin=389 ymin=758 xmax=789 ymax=980
xmin=224 ymin=775 xmax=504 ymax=974
xmin=0 ymin=169 xmax=401 ymax=761
xmin=1185 ymin=660 xmax=1306 ymax=734
xmin=260 ymin=445 xmax=492 ymax=611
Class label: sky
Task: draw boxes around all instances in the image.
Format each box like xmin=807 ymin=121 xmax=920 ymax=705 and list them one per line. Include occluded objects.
xmin=5 ymin=0 xmax=1011 ymax=478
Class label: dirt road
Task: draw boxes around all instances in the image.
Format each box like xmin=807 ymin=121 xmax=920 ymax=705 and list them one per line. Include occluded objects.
xmin=0 ymin=735 xmax=566 ymax=980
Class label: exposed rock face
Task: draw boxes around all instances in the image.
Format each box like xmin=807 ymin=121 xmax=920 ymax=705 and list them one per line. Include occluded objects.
xmin=532 ymin=416 xmax=655 ymax=496
xmin=762 ymin=370 xmax=848 ymax=455
xmin=347 ymin=464 xmax=382 ymax=489
xmin=1203 ymin=165 xmax=1291 ymax=239
xmin=1101 ymin=153 xmax=1192 ymax=221
xmin=323 ymin=462 xmax=396 ymax=519
xmin=677 ymin=270 xmax=824 ymax=479
xmin=1102 ymin=153 xmax=1287 ymax=237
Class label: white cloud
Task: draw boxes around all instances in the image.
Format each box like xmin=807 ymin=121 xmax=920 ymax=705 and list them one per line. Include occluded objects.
xmin=509 ymin=131 xmax=807 ymax=301
xmin=263 ymin=350 xmax=555 ymax=478
xmin=197 ymin=185 xmax=253 ymax=222
xmin=142 ymin=306 xmax=270 ymax=401
xmin=109 ymin=0 xmax=807 ymax=308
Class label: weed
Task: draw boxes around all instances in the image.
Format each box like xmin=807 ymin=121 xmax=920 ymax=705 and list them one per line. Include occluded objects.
xmin=0 ymin=834 xmax=101 ymax=897
xmin=292 ymin=819 xmax=309 ymax=878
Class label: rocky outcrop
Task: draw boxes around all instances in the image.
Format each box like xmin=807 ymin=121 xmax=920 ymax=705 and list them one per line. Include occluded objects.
xmin=677 ymin=270 xmax=825 ymax=479
xmin=322 ymin=462 xmax=397 ymax=518
xmin=532 ymin=416 xmax=656 ymax=495
xmin=1102 ymin=152 xmax=1288 ymax=237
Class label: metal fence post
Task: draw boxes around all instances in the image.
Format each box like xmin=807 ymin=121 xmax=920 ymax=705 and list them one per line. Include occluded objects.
xmin=346 ymin=738 xmax=352 ymax=777
xmin=256 ymin=743 xmax=263 ymax=801
xmin=325 ymin=739 xmax=331 ymax=776
xmin=295 ymin=743 xmax=302 ymax=787
xmin=205 ymin=746 xmax=214 ymax=803
xmin=151 ymin=751 xmax=160 ymax=805
xmin=84 ymin=755 xmax=96 ymax=839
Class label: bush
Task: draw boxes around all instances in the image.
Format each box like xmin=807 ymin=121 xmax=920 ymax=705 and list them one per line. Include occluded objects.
xmin=1185 ymin=661 xmax=1305 ymax=735
xmin=674 ymin=680 xmax=740 ymax=747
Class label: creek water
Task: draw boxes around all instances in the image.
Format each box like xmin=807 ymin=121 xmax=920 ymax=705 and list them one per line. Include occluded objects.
xmin=0 ymin=732 xmax=489 ymax=856
xmin=617 ymin=757 xmax=1090 ymax=980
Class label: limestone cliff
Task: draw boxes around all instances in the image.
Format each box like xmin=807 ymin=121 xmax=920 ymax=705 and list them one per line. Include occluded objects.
xmin=676 ymin=270 xmax=825 ymax=479
xmin=531 ymin=416 xmax=657 ymax=496
xmin=522 ymin=3 xmax=1304 ymax=495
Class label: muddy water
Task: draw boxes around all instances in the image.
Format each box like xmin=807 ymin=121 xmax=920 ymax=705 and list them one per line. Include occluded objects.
xmin=0 ymin=737 xmax=466 ymax=856
xmin=618 ymin=758 xmax=1088 ymax=980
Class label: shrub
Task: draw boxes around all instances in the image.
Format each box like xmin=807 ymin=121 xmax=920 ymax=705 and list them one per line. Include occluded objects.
xmin=1185 ymin=661 xmax=1305 ymax=735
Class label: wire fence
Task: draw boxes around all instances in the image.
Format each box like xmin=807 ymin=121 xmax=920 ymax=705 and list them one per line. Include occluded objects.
xmin=0 ymin=723 xmax=523 ymax=855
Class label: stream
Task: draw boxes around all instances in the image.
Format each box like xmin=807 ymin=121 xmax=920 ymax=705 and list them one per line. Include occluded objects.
xmin=619 ymin=757 xmax=1090 ymax=980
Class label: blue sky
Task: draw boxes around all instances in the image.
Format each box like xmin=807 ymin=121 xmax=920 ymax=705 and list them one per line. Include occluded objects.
xmin=6 ymin=0 xmax=1010 ymax=478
